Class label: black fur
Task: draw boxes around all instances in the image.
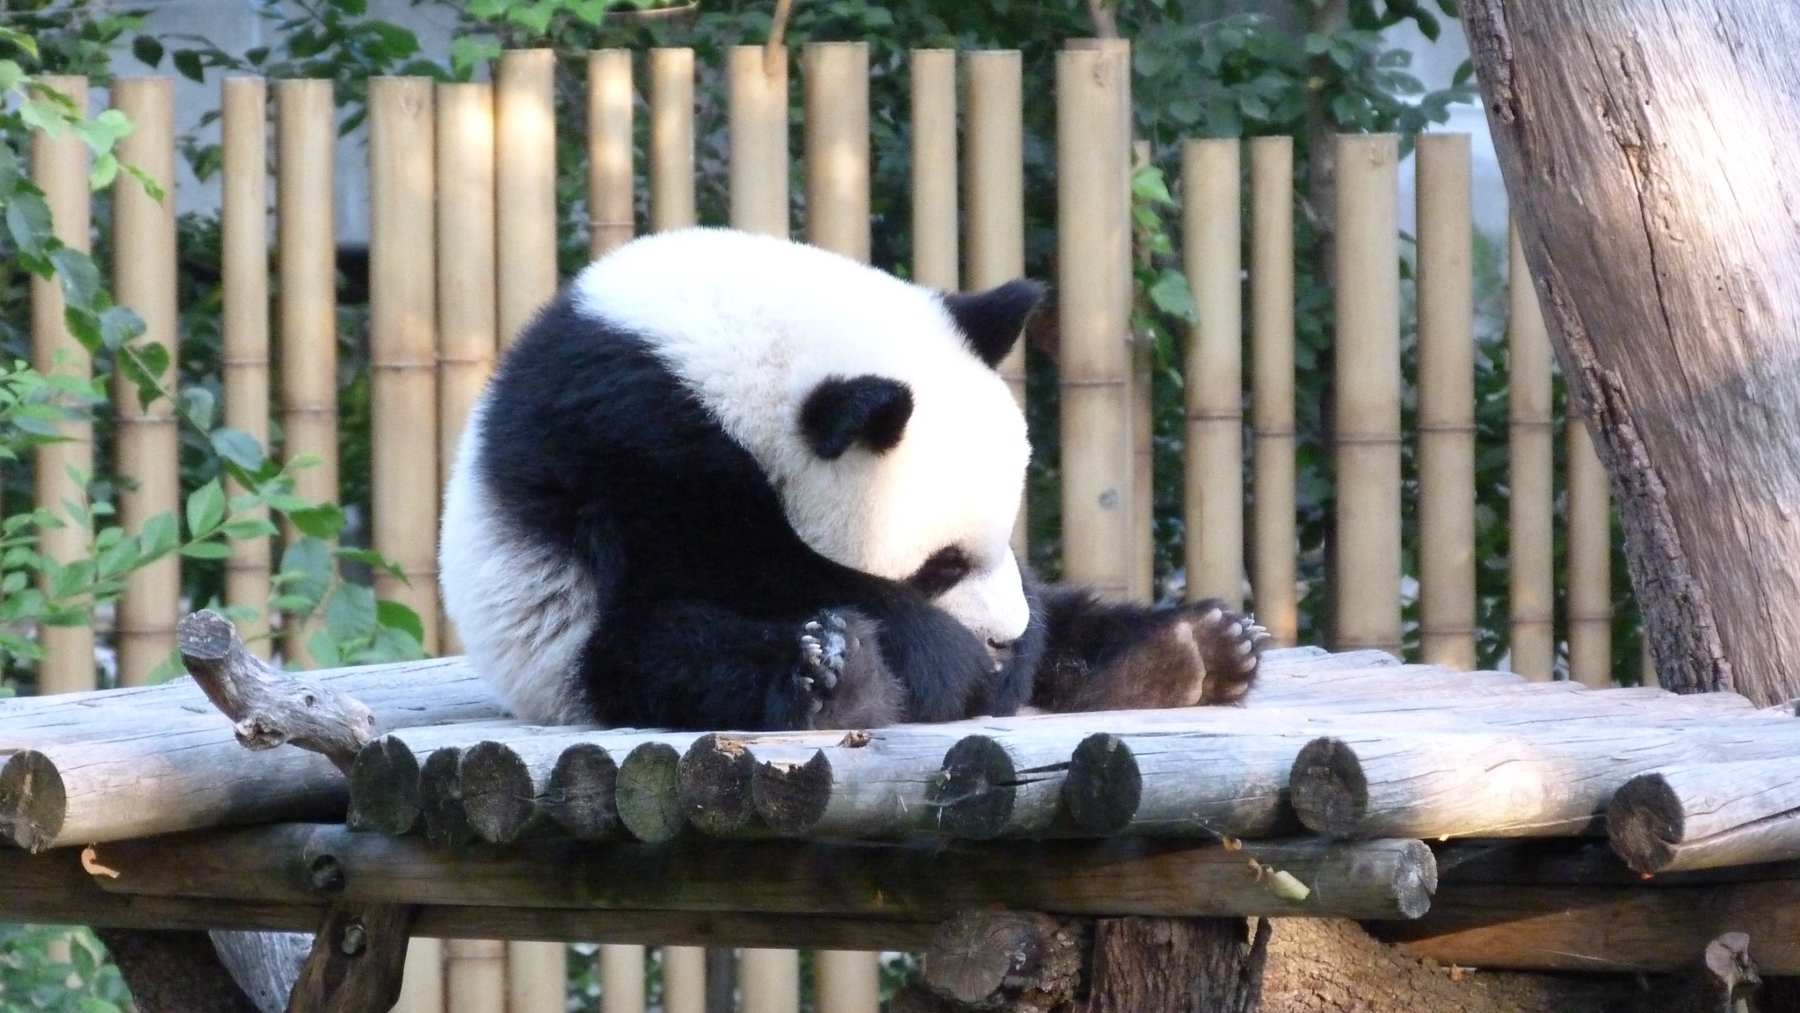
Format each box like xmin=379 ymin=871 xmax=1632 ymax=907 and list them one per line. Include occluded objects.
xmin=943 ymin=280 xmax=1046 ymax=368
xmin=799 ymin=375 xmax=914 ymax=459
xmin=477 ymin=287 xmax=1263 ymax=732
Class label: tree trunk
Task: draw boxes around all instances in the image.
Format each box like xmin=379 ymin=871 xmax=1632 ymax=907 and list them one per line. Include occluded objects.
xmin=1463 ymin=0 xmax=1800 ymax=705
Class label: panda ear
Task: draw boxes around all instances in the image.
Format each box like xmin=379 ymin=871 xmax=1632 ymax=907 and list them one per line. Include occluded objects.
xmin=943 ymin=279 xmax=1047 ymax=368
xmin=800 ymin=375 xmax=914 ymax=460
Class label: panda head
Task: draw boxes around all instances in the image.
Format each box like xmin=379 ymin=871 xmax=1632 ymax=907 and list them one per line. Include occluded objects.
xmin=572 ymin=229 xmax=1045 ymax=650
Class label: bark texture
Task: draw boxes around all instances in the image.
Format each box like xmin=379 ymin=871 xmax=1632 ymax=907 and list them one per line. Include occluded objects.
xmin=1465 ymin=0 xmax=1800 ymax=704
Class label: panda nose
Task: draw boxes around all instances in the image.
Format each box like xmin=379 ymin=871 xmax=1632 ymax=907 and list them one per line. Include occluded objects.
xmin=985 ymin=637 xmax=1016 ymax=670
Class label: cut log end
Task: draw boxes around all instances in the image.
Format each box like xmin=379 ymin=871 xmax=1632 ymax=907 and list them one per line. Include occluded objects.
xmin=459 ymin=741 xmax=536 ymax=845
xmin=347 ymin=737 xmax=422 ymax=836
xmin=545 ymin=743 xmax=620 ymax=840
xmin=177 ymin=609 xmax=238 ymax=662
xmin=1606 ymin=772 xmax=1683 ymax=875
xmin=678 ymin=734 xmax=759 ymax=836
xmin=1389 ymin=839 xmax=1439 ymax=920
xmin=928 ymin=736 xmax=1016 ymax=839
xmin=919 ymin=910 xmax=1086 ymax=1008
xmin=751 ymin=749 xmax=833 ymax=835
xmin=418 ymin=747 xmax=474 ymax=848
xmin=1289 ymin=737 xmax=1369 ymax=838
xmin=0 ymin=750 xmax=67 ymax=853
xmin=1064 ymin=733 xmax=1142 ymax=836
xmin=616 ymin=742 xmax=687 ymax=843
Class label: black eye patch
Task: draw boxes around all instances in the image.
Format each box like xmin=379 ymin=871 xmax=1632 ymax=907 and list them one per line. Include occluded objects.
xmin=907 ymin=547 xmax=972 ymax=597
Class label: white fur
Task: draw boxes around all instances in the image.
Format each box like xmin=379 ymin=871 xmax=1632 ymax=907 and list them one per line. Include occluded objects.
xmin=439 ymin=399 xmax=597 ymax=724
xmin=569 ymin=228 xmax=1033 ymax=644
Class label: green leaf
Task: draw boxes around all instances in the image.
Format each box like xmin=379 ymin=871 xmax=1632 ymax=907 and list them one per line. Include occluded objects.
xmin=279 ymin=537 xmax=333 ymax=604
xmin=50 ymin=247 xmax=103 ymax=307
xmin=222 ymin=517 xmax=280 ymax=540
xmin=89 ymin=152 xmax=120 ymax=190
xmin=375 ymin=599 xmax=425 ymax=643
xmin=180 ymin=386 xmax=216 ymax=431
xmin=50 ymin=559 xmax=94 ymax=600
xmin=138 ymin=512 xmax=180 ymax=561
xmin=1130 ymin=167 xmax=1175 ymax=206
xmin=172 ymin=49 xmax=205 ymax=83
xmin=20 ymin=98 xmax=65 ymax=136
xmin=449 ymin=36 xmax=502 ymax=78
xmin=325 ymin=582 xmax=378 ymax=641
xmin=186 ymin=479 xmax=227 ymax=537
xmin=369 ymin=22 xmax=420 ymax=59
xmin=100 ymin=305 xmax=146 ymax=349
xmin=132 ymin=34 xmax=164 ymax=67
xmin=1148 ymin=270 xmax=1195 ymax=320
xmin=211 ymin=427 xmax=267 ymax=472
xmin=5 ymin=192 xmax=53 ymax=254
xmin=96 ymin=535 xmax=139 ymax=578
xmin=334 ymin=546 xmax=408 ymax=583
xmin=466 ymin=0 xmax=505 ymax=17
xmin=0 ymin=25 xmax=40 ymax=59
xmin=0 ymin=59 xmax=21 ymax=93
xmin=285 ymin=503 xmax=346 ymax=540
xmin=181 ymin=540 xmax=232 ymax=559
xmin=306 ymin=629 xmax=344 ymax=668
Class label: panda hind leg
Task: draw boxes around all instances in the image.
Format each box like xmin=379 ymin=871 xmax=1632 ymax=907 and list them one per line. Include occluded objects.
xmin=1027 ymin=586 xmax=1271 ymax=713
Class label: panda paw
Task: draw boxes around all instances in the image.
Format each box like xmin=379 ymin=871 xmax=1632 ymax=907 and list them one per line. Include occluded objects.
xmin=793 ymin=610 xmax=903 ymax=730
xmin=1183 ymin=601 xmax=1271 ymax=705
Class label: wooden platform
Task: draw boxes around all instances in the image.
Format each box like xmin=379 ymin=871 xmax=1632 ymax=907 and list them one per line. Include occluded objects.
xmin=5 ymin=614 xmax=1800 ymax=1006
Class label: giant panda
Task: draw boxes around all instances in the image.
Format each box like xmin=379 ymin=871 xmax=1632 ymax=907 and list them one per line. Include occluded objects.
xmin=440 ymin=227 xmax=1268 ymax=730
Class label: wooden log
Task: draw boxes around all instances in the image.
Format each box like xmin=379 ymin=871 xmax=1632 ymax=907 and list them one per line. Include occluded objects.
xmin=111 ymin=77 xmax=181 ymax=687
xmin=94 ymin=824 xmax=1437 ymax=921
xmin=347 ymin=735 xmax=423 ymax=836
xmin=28 ymin=75 xmax=96 ymax=693
xmin=751 ymin=731 xmax=965 ymax=838
xmin=587 ymin=49 xmax=635 ymax=258
xmin=1063 ymin=730 xmax=1301 ymax=840
xmin=929 ymin=733 xmax=1076 ymax=839
xmin=1609 ymin=759 xmax=1800 ymax=874
xmin=616 ymin=740 xmax=692 ymax=843
xmin=221 ymin=76 xmax=274 ymax=660
xmin=910 ymin=910 xmax=1085 ymax=1010
xmin=286 ymin=903 xmax=414 ymax=1013
xmin=1249 ymin=136 xmax=1298 ymax=646
xmin=1086 ymin=917 xmax=1268 ymax=1013
xmin=1291 ymin=723 xmax=1800 ymax=840
xmin=1414 ymin=133 xmax=1477 ymax=671
xmin=95 ymin=929 xmax=261 ymax=1012
xmin=418 ymin=747 xmax=474 ymax=848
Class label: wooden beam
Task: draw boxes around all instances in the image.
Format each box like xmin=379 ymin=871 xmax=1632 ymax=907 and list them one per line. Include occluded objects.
xmin=286 ymin=903 xmax=414 ymax=1013
xmin=1609 ymin=759 xmax=1800 ymax=874
xmin=88 ymin=824 xmax=1437 ymax=921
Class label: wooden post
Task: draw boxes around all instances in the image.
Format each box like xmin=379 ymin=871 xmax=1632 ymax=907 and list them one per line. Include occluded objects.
xmin=738 ymin=949 xmax=798 ymax=1013
xmin=649 ymin=48 xmax=697 ymax=233
xmin=396 ymin=938 xmax=447 ymax=1013
xmin=496 ymin=49 xmax=556 ymax=348
xmin=601 ymin=944 xmax=646 ymax=1013
xmin=660 ymin=946 xmax=706 ymax=1013
xmin=275 ymin=79 xmax=338 ymax=668
xmin=728 ymin=45 xmax=788 ymax=238
xmin=588 ymin=50 xmax=635 ymax=258
xmin=1331 ymin=133 xmax=1402 ymax=655
xmin=910 ymin=49 xmax=956 ymax=289
xmin=1056 ymin=45 xmax=1132 ymax=599
xmin=1182 ymin=139 xmax=1243 ymax=609
xmin=442 ymin=940 xmax=500 ymax=1012
xmin=435 ymin=81 xmax=496 ymax=657
xmin=1249 ymin=137 xmax=1297 ymax=646
xmin=1567 ymin=420 xmax=1613 ymax=688
xmin=1415 ymin=133 xmax=1477 ymax=670
xmin=1507 ymin=222 xmax=1555 ymax=680
xmin=803 ymin=42 xmax=870 ymax=261
xmin=220 ymin=77 xmax=273 ymax=661
xmin=369 ymin=77 xmax=439 ymax=653
xmin=962 ymin=51 xmax=1027 ymax=559
xmin=111 ymin=77 xmax=179 ymax=687
xmin=28 ymin=75 xmax=95 ymax=694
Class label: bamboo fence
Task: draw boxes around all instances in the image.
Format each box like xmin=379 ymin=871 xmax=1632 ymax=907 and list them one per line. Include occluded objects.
xmin=19 ymin=40 xmax=1639 ymax=1013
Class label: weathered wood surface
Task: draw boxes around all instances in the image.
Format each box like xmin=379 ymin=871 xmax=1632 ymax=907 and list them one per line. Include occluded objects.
xmin=903 ymin=910 xmax=1086 ymax=1010
xmin=89 ymin=823 xmax=1437 ymax=921
xmin=1465 ymin=1 xmax=1800 ymax=707
xmin=1290 ymin=721 xmax=1800 ymax=840
xmin=284 ymin=903 xmax=413 ymax=1013
xmin=94 ymin=929 xmax=262 ymax=1012
xmin=1609 ymin=758 xmax=1800 ymax=874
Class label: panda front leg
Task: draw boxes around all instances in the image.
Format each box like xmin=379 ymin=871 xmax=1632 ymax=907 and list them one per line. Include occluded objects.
xmin=1024 ymin=583 xmax=1271 ymax=713
xmin=583 ymin=598 xmax=905 ymax=731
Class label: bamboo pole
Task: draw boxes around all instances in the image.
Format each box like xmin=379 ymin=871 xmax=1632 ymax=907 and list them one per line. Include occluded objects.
xmin=496 ymin=49 xmax=557 ymax=348
xmin=803 ymin=42 xmax=870 ymax=260
xmin=728 ymin=45 xmax=787 ymax=238
xmin=435 ymin=82 xmax=496 ymax=657
xmin=1055 ymin=45 xmax=1132 ymax=599
xmin=588 ymin=50 xmax=635 ymax=258
xmin=397 ymin=938 xmax=446 ymax=1013
xmin=1130 ymin=140 xmax=1155 ymax=603
xmin=600 ymin=944 xmax=645 ymax=1013
xmin=816 ymin=950 xmax=879 ymax=1012
xmin=1567 ymin=417 xmax=1613 ymax=687
xmin=910 ymin=49 xmax=956 ymax=289
xmin=649 ymin=48 xmax=696 ymax=233
xmin=221 ymin=77 xmax=272 ymax=660
xmin=111 ymin=77 xmax=179 ymax=688
xmin=28 ymin=75 xmax=95 ymax=694
xmin=1415 ymin=134 xmax=1476 ymax=670
xmin=506 ymin=939 xmax=564 ymax=1013
xmin=738 ymin=949 xmax=799 ymax=1013
xmin=1507 ymin=222 xmax=1555 ymax=680
xmin=275 ymin=79 xmax=337 ymax=668
xmin=442 ymin=940 xmax=500 ymax=1013
xmin=962 ymin=51 xmax=1028 ymax=559
xmin=1250 ymin=137 xmax=1298 ymax=646
xmin=1331 ymin=134 xmax=1402 ymax=655
xmin=1182 ymin=139 xmax=1243 ymax=609
xmin=659 ymin=946 xmax=705 ymax=1013
xmin=369 ymin=78 xmax=439 ymax=655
